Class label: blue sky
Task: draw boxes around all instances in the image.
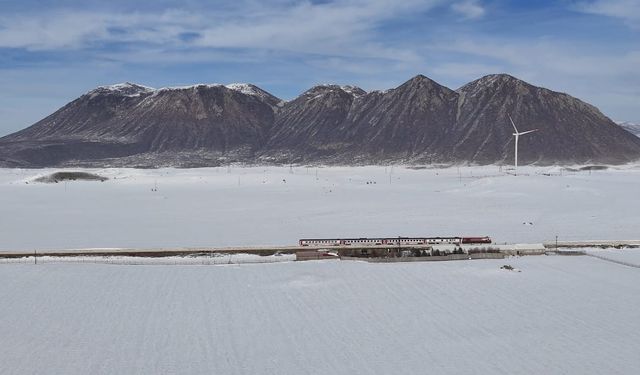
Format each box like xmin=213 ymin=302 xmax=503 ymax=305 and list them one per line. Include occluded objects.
xmin=0 ymin=0 xmax=638 ymax=136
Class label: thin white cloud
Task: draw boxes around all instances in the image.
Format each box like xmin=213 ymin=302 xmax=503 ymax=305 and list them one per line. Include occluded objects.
xmin=0 ymin=10 xmax=202 ymax=50
xmin=191 ymin=0 xmax=440 ymax=63
xmin=0 ymin=0 xmax=441 ymax=63
xmin=451 ymin=0 xmax=485 ymax=20
xmin=576 ymin=0 xmax=640 ymax=27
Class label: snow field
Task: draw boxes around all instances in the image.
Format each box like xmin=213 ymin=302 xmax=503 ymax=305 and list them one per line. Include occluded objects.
xmin=0 ymin=255 xmax=639 ymax=374
xmin=1 ymin=164 xmax=639 ymax=251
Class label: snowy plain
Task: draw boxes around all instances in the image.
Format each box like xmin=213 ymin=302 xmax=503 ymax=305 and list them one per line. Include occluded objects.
xmin=1 ymin=164 xmax=639 ymax=251
xmin=2 ymin=165 xmax=640 ymax=374
xmin=1 ymin=255 xmax=640 ymax=375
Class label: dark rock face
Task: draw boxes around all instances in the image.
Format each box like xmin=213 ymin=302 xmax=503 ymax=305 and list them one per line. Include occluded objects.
xmin=1 ymin=75 xmax=640 ymax=167
xmin=0 ymin=83 xmax=278 ymax=166
xmin=123 ymin=85 xmax=275 ymax=153
xmin=264 ymin=85 xmax=366 ymax=162
xmin=263 ymin=76 xmax=460 ymax=163
xmin=6 ymin=83 xmax=154 ymax=143
xmin=263 ymin=74 xmax=640 ymax=164
xmin=342 ymin=75 xmax=459 ymax=162
xmin=453 ymin=74 xmax=640 ymax=164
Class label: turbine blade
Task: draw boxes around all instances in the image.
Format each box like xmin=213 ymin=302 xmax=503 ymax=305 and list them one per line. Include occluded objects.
xmin=508 ymin=114 xmax=519 ymax=133
xmin=519 ymin=129 xmax=539 ymax=136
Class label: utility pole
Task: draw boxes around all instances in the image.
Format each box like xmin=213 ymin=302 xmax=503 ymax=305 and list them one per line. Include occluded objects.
xmin=34 ymin=249 xmax=37 ymax=265
xmin=555 ymin=235 xmax=558 ymax=252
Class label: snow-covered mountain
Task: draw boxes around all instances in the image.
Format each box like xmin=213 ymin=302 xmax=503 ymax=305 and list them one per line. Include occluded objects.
xmin=264 ymin=74 xmax=640 ymax=165
xmin=1 ymin=75 xmax=640 ymax=167
xmin=88 ymin=82 xmax=155 ymax=97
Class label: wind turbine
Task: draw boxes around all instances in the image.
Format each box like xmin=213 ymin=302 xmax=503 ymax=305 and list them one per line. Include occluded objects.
xmin=508 ymin=114 xmax=538 ymax=176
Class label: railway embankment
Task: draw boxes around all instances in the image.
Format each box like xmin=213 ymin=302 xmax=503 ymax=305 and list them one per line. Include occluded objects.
xmin=4 ymin=241 xmax=638 ymax=263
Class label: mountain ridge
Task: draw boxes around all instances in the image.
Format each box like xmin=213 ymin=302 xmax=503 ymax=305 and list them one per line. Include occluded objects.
xmin=1 ymin=74 xmax=639 ymax=167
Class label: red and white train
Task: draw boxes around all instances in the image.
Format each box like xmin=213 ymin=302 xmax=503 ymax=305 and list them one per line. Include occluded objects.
xmin=299 ymin=236 xmax=491 ymax=247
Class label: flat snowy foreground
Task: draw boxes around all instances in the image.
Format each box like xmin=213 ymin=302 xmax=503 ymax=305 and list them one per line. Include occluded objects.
xmin=1 ymin=165 xmax=639 ymax=250
xmin=1 ymin=256 xmax=639 ymax=374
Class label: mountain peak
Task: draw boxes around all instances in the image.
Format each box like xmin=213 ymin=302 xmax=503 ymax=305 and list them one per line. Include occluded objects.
xmin=397 ymin=74 xmax=453 ymax=95
xmin=458 ymin=74 xmax=533 ymax=92
xmin=479 ymin=73 xmax=519 ymax=81
xmin=225 ymin=83 xmax=259 ymax=94
xmin=225 ymin=83 xmax=273 ymax=98
xmin=339 ymin=85 xmax=367 ymax=97
xmin=156 ymin=84 xmax=224 ymax=92
xmin=406 ymin=74 xmax=443 ymax=84
xmin=225 ymin=83 xmax=283 ymax=107
xmin=89 ymin=82 xmax=155 ymax=97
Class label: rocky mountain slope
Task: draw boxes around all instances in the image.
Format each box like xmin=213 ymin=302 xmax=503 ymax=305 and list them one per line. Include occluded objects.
xmin=452 ymin=75 xmax=640 ymax=164
xmin=264 ymin=85 xmax=365 ymax=161
xmin=1 ymin=75 xmax=639 ymax=167
xmin=263 ymin=74 xmax=640 ymax=164
xmin=0 ymin=83 xmax=278 ymax=167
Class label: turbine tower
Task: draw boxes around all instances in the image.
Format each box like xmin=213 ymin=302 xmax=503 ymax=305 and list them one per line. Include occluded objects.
xmin=508 ymin=114 xmax=538 ymax=176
